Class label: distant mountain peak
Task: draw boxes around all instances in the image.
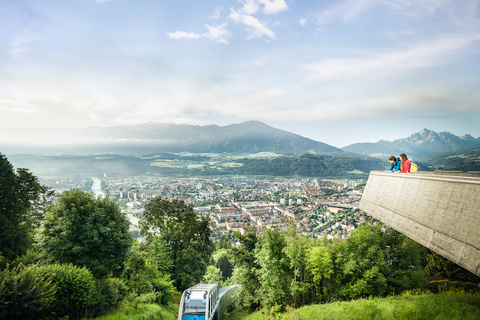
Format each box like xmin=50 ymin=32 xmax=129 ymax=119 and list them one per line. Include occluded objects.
xmin=342 ymin=128 xmax=480 ymax=159
xmin=418 ymin=128 xmax=432 ymax=136
xmin=0 ymin=120 xmax=342 ymax=155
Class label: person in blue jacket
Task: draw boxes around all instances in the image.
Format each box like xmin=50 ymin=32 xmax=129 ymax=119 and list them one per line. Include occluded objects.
xmin=388 ymin=155 xmax=400 ymax=172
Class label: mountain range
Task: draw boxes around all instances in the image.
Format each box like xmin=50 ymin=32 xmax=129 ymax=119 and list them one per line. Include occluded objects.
xmin=0 ymin=121 xmax=342 ymax=156
xmin=341 ymin=128 xmax=480 ymax=160
xmin=1 ymin=122 xmax=479 ymax=173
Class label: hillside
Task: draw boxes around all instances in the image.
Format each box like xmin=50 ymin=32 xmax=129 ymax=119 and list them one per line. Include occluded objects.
xmin=0 ymin=121 xmax=342 ymax=155
xmin=6 ymin=152 xmax=387 ymax=178
xmin=235 ymin=154 xmax=387 ymax=177
xmin=421 ymin=142 xmax=480 ymax=171
xmin=342 ymin=129 xmax=480 ymax=159
xmin=225 ymin=294 xmax=480 ymax=320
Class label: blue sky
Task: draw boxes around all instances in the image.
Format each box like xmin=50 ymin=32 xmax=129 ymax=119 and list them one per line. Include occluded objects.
xmin=1 ymin=0 xmax=480 ymax=147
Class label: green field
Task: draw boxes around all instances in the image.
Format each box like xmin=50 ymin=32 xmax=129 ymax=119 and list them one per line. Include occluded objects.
xmin=224 ymin=294 xmax=480 ymax=320
xmin=150 ymin=160 xmax=180 ymax=168
xmin=230 ymin=152 xmax=283 ymax=159
xmin=222 ymin=162 xmax=244 ymax=168
xmin=347 ymin=169 xmax=364 ymax=174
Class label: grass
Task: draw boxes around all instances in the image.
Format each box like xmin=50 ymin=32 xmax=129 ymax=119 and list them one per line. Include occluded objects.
xmin=242 ymin=152 xmax=283 ymax=159
xmin=90 ymin=304 xmax=164 ymax=320
xmin=91 ymin=291 xmax=181 ymax=320
xmin=150 ymin=160 xmax=180 ymax=168
xmin=225 ymin=294 xmax=480 ymax=320
xmin=222 ymin=162 xmax=244 ymax=168
xmin=91 ymin=302 xmax=178 ymax=320
xmin=187 ymin=164 xmax=206 ymax=169
xmin=347 ymin=170 xmax=364 ymax=174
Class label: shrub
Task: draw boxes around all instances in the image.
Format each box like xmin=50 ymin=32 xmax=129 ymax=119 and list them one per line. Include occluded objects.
xmin=426 ymin=279 xmax=480 ymax=294
xmin=119 ymin=291 xmax=158 ymax=314
xmin=13 ymin=249 xmax=45 ymax=267
xmin=401 ymin=288 xmax=432 ymax=296
xmin=151 ymin=273 xmax=175 ymax=304
xmin=0 ymin=264 xmax=56 ymax=320
xmin=121 ymin=248 xmax=175 ymax=304
xmin=90 ymin=277 xmax=129 ymax=317
xmin=37 ymin=263 xmax=96 ymax=319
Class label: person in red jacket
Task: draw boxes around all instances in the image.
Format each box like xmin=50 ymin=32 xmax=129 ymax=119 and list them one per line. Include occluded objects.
xmin=399 ymin=153 xmax=411 ymax=173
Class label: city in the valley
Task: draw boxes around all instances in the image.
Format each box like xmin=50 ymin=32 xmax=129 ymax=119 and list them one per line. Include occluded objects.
xmin=40 ymin=175 xmax=371 ymax=242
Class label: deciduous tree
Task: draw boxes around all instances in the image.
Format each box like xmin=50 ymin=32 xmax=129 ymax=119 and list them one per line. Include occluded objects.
xmin=306 ymin=240 xmax=333 ymax=303
xmin=256 ymin=228 xmax=290 ymax=310
xmin=139 ymin=197 xmax=212 ymax=290
xmin=231 ymin=230 xmax=261 ymax=311
xmin=37 ymin=189 xmax=133 ymax=277
xmin=0 ymin=153 xmax=41 ymax=261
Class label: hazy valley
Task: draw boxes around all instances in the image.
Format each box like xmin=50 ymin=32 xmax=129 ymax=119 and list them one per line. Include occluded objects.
xmin=2 ymin=121 xmax=479 ymax=178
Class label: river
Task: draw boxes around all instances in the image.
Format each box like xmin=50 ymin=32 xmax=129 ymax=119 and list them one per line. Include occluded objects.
xmin=91 ymin=177 xmax=105 ymax=198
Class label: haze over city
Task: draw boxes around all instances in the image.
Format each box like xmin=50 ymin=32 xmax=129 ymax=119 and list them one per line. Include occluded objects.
xmin=1 ymin=0 xmax=480 ymax=147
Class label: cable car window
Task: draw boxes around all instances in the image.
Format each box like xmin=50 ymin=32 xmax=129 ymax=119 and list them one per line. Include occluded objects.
xmin=183 ymin=301 xmax=206 ymax=316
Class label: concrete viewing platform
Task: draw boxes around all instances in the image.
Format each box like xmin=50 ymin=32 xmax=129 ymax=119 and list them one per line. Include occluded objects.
xmin=359 ymin=171 xmax=480 ymax=277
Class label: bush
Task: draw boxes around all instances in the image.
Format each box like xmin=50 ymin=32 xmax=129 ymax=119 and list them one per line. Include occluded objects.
xmin=119 ymin=291 xmax=158 ymax=314
xmin=0 ymin=264 xmax=56 ymax=320
xmin=37 ymin=263 xmax=96 ymax=319
xmin=90 ymin=277 xmax=129 ymax=317
xmin=426 ymin=279 xmax=480 ymax=294
xmin=151 ymin=273 xmax=175 ymax=304
xmin=121 ymin=248 xmax=175 ymax=304
xmin=13 ymin=249 xmax=45 ymax=267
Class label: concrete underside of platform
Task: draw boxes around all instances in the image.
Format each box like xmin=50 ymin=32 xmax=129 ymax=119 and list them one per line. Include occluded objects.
xmin=360 ymin=171 xmax=480 ymax=277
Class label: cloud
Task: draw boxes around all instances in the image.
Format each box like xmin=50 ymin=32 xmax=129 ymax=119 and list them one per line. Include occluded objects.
xmin=313 ymin=0 xmax=476 ymax=27
xmin=96 ymin=0 xmax=112 ymax=4
xmin=238 ymin=0 xmax=288 ymax=15
xmin=168 ymin=24 xmax=230 ymax=44
xmin=203 ymin=23 xmax=231 ymax=44
xmin=167 ymin=31 xmax=202 ymax=40
xmin=229 ymin=8 xmax=276 ymax=40
xmin=314 ymin=0 xmax=381 ymax=24
xmin=299 ymin=18 xmax=307 ymax=26
xmin=10 ymin=30 xmax=40 ymax=58
xmin=0 ymin=97 xmax=42 ymax=114
xmin=167 ymin=1 xmax=285 ymax=44
xmin=239 ymin=0 xmax=260 ymax=15
xmin=209 ymin=7 xmax=223 ymax=19
xmin=305 ymin=34 xmax=480 ymax=81
xmin=258 ymin=0 xmax=288 ymax=15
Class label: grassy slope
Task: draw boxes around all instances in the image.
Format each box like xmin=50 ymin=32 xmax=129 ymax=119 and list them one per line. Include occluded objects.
xmin=91 ymin=300 xmax=179 ymax=320
xmin=224 ymin=294 xmax=480 ymax=320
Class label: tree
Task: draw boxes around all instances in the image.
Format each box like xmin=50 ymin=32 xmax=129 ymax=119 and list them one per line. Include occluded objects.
xmin=212 ymin=248 xmax=234 ymax=281
xmin=231 ymin=230 xmax=261 ymax=312
xmin=285 ymin=227 xmax=312 ymax=307
xmin=31 ymin=185 xmax=56 ymax=228
xmin=0 ymin=153 xmax=41 ymax=261
xmin=256 ymin=228 xmax=290 ymax=310
xmin=334 ymin=224 xmax=391 ymax=299
xmin=306 ymin=240 xmax=333 ymax=303
xmin=202 ymin=265 xmax=223 ymax=285
xmin=121 ymin=240 xmax=175 ymax=304
xmin=425 ymin=251 xmax=479 ymax=282
xmin=37 ymin=189 xmax=133 ymax=277
xmin=139 ymin=197 xmax=212 ymax=290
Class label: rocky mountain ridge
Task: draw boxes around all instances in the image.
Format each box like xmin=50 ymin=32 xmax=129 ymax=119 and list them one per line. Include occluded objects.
xmin=342 ymin=128 xmax=480 ymax=159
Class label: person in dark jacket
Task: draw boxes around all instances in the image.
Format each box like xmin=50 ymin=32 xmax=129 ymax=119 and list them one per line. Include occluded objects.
xmin=388 ymin=155 xmax=400 ymax=172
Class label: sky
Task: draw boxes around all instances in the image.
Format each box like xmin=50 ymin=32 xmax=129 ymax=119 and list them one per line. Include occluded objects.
xmin=1 ymin=0 xmax=480 ymax=148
